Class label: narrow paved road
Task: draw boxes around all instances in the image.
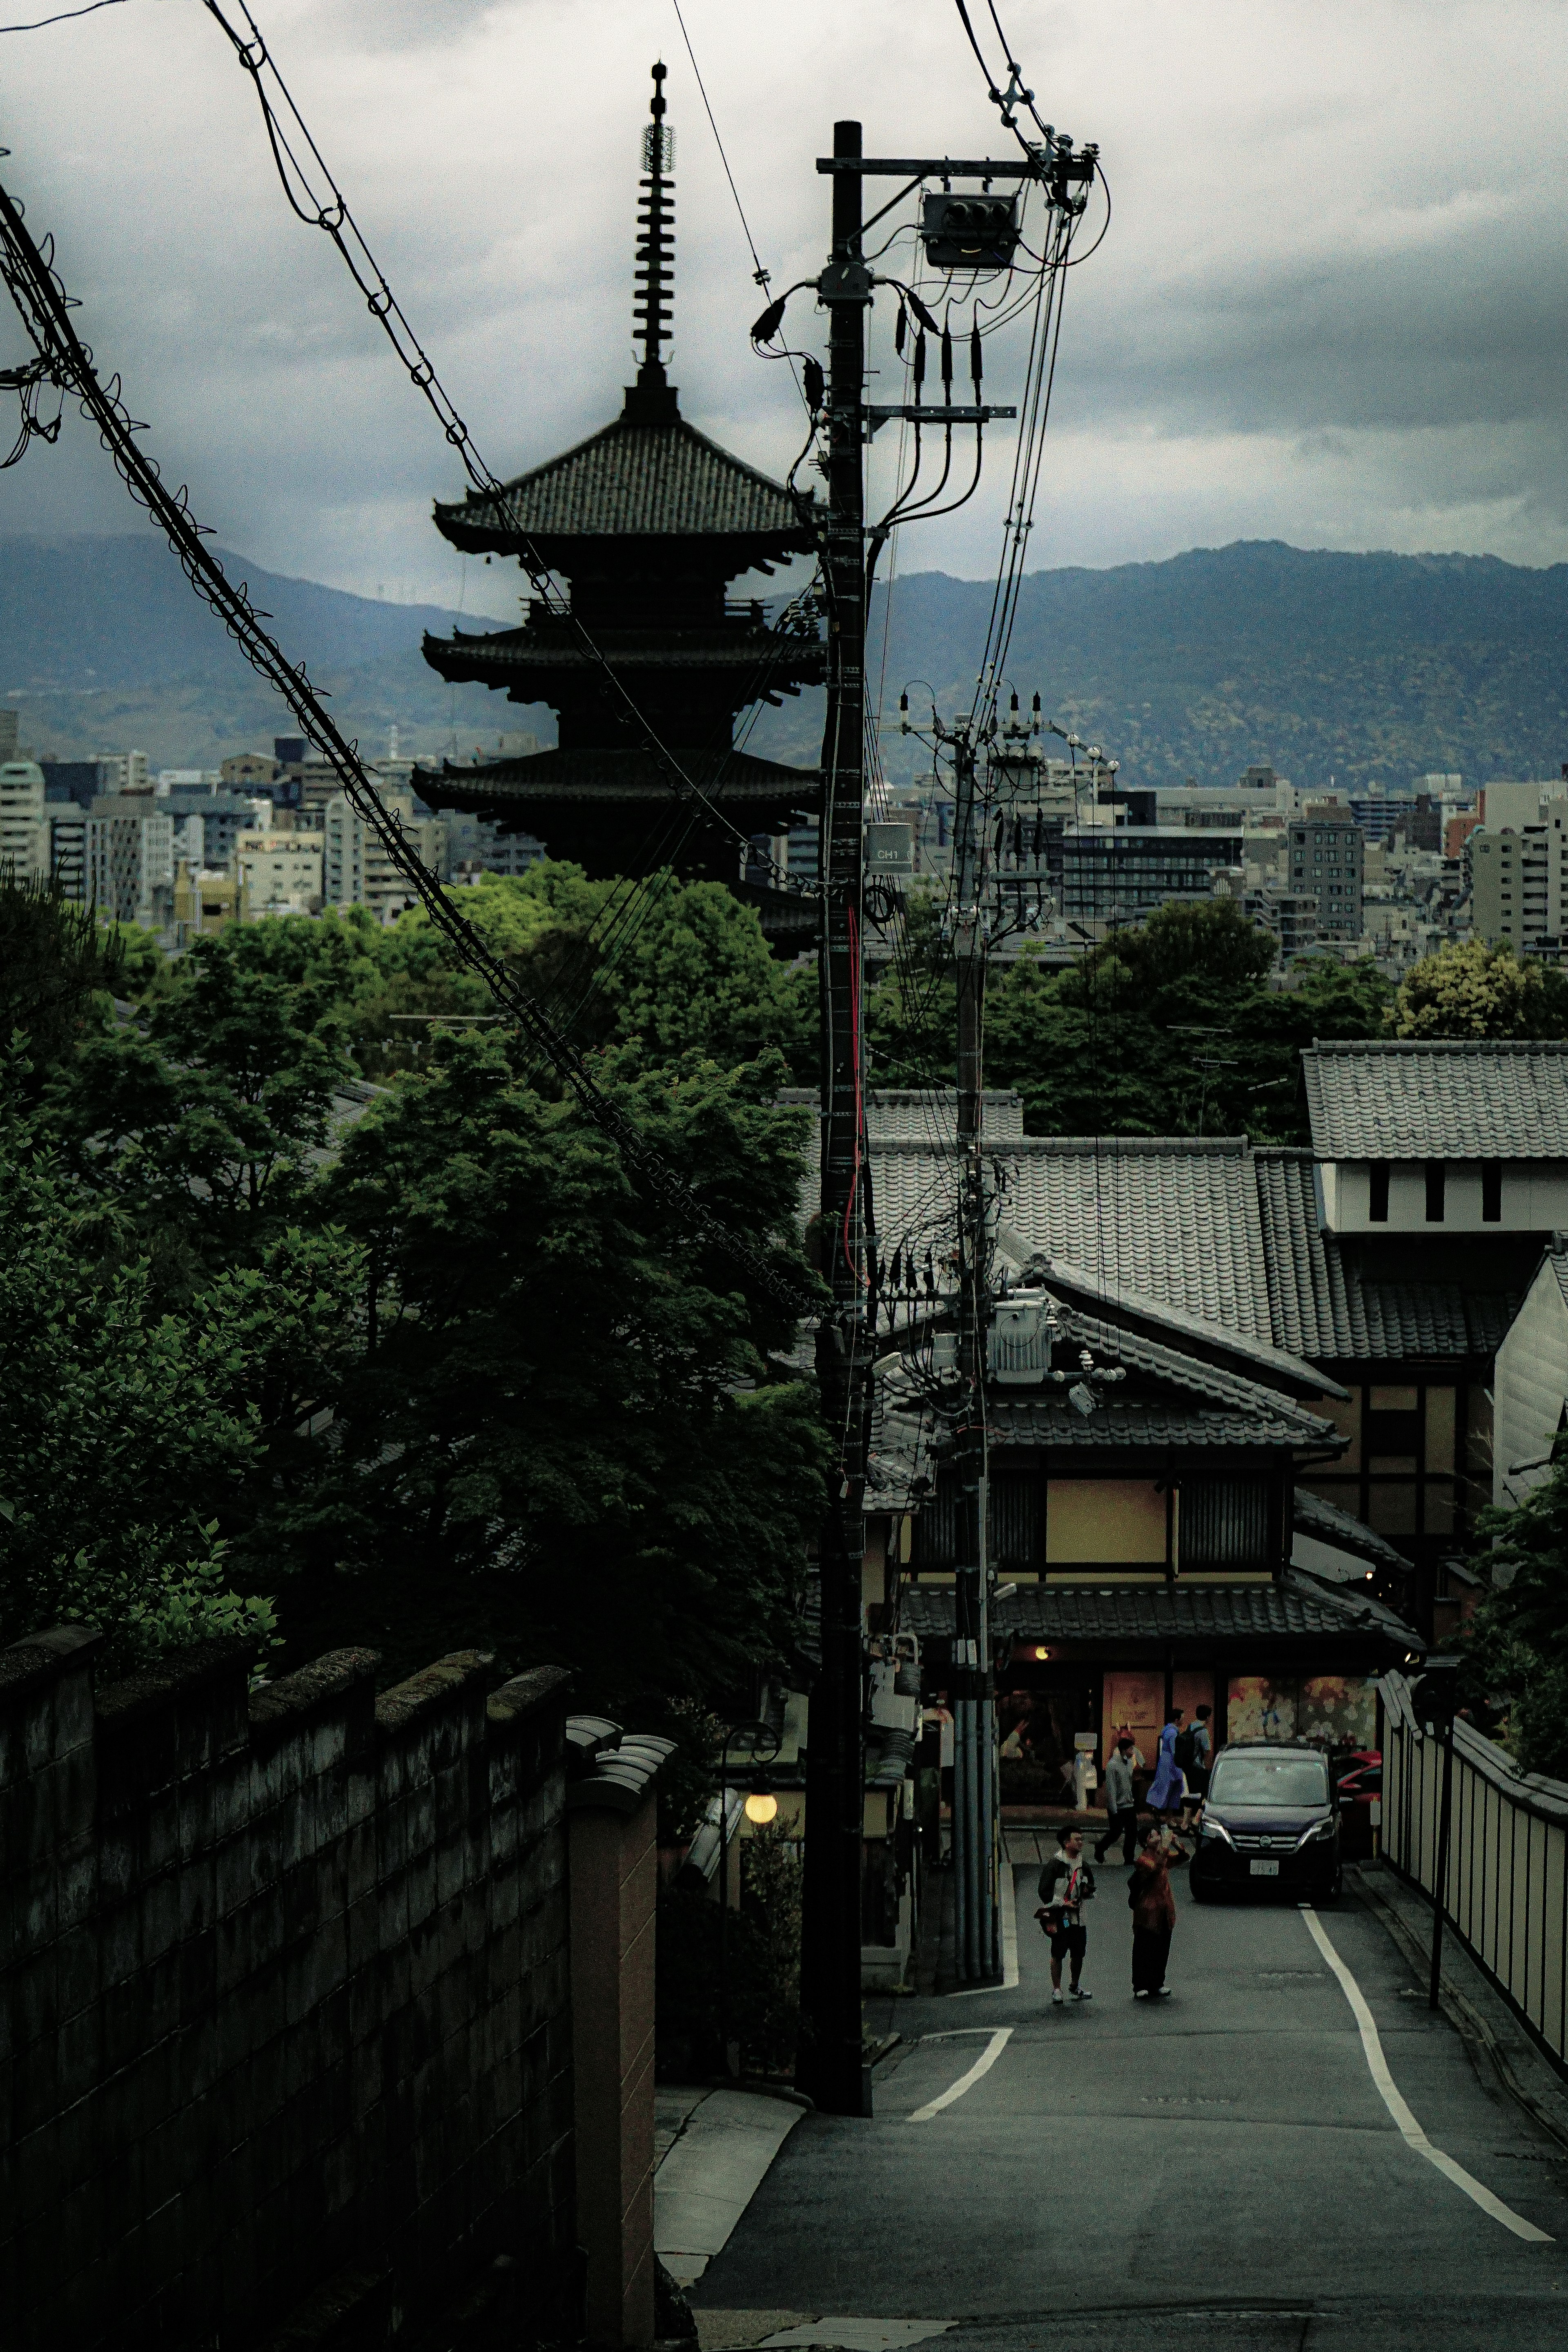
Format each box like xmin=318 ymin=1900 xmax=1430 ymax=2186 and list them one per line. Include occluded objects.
xmin=690 ymin=1866 xmax=1568 ymax=2350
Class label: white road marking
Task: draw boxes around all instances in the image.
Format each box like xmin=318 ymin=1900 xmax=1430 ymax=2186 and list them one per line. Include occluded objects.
xmin=907 ymin=2026 xmax=1012 ymax=2122
xmin=1301 ymin=1907 xmax=1553 ymax=2244
xmin=946 ymin=1859 xmax=1020 ymax=1996
xmin=760 ymin=2324 xmax=956 ymax=2350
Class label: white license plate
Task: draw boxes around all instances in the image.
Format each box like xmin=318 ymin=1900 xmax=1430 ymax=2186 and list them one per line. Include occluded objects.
xmin=1249 ymin=1858 xmax=1281 ymax=1878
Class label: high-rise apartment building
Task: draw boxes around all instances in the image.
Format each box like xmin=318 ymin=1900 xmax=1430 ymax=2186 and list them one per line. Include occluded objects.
xmin=322 ymin=793 xmax=448 ymax=922
xmin=1468 ymin=807 xmax=1568 ymax=950
xmin=87 ymin=796 xmax=176 ymax=927
xmin=1287 ymin=816 xmax=1364 ymax=941
xmin=50 ymin=804 xmax=88 ymax=900
xmin=0 ymin=760 xmax=52 ymax=882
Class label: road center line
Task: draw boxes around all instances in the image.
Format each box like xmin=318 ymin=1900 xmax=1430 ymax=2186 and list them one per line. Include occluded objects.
xmin=908 ymin=2027 xmax=1012 ymax=2122
xmin=1300 ymin=1906 xmax=1552 ymax=2243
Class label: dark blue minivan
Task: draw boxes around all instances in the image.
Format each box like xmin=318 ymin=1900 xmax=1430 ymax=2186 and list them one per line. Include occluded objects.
xmin=1188 ymin=1742 xmax=1341 ymax=1904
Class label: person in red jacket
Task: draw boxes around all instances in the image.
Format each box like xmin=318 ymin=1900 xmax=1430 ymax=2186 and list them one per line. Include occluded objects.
xmin=1130 ymin=1822 xmax=1183 ymax=1999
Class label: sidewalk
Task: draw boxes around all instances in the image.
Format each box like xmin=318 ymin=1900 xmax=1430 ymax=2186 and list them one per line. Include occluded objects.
xmin=1349 ymin=1860 xmax=1568 ymax=2156
xmin=653 ymin=2087 xmax=807 ymax=2290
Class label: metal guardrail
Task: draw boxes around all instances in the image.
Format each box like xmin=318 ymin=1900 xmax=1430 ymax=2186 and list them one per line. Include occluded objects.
xmin=1381 ymin=1671 xmax=1568 ymax=2076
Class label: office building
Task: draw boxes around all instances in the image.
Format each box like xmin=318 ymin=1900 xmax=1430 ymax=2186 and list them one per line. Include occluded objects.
xmin=96 ymin=750 xmax=150 ymax=796
xmin=236 ymin=830 xmax=324 ymax=918
xmin=1479 ymin=777 xmax=1568 ymax=833
xmin=1347 ymin=793 xmax=1442 ymax=851
xmin=220 ymin=752 xmax=279 ymax=794
xmin=1058 ymin=826 xmax=1246 ymax=922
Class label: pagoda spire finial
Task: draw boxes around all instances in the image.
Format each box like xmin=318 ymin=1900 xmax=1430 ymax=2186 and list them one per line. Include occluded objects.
xmin=627 ymin=60 xmax=679 ymax=423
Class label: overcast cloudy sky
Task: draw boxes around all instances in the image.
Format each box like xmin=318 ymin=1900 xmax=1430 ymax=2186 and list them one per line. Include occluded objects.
xmin=3 ymin=0 xmax=1567 ymax=617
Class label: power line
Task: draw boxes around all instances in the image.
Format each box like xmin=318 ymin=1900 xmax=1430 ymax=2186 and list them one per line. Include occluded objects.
xmin=668 ymin=0 xmax=770 ymax=290
xmin=0 ymin=168 xmax=814 ymax=1317
xmin=0 ymin=0 xmax=124 ymax=28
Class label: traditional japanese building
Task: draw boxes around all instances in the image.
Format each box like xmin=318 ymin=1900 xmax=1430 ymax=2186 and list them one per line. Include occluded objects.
xmin=418 ymin=65 xmax=824 ymax=891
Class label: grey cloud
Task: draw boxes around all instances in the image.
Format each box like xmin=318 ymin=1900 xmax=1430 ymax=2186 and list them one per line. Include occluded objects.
xmin=7 ymin=0 xmax=1568 ymax=600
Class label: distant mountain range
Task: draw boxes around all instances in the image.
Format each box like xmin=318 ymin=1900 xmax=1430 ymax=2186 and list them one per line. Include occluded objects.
xmin=7 ymin=532 xmax=1568 ymax=788
xmin=0 ymin=533 xmax=537 ymax=768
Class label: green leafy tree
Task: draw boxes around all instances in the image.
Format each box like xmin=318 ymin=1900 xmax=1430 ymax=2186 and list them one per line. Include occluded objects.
xmin=273 ymin=1030 xmax=829 ymax=1700
xmin=1461 ymin=1456 xmax=1568 ymax=1780
xmin=1392 ymin=936 xmax=1568 ymax=1040
xmin=449 ymin=866 xmax=815 ymax=1070
xmin=45 ymin=925 xmax=358 ymax=1291
xmin=961 ymin=900 xmax=1393 ymax=1139
xmin=0 ymin=1070 xmax=327 ymax=1669
xmin=0 ymin=870 xmax=126 ymax=1080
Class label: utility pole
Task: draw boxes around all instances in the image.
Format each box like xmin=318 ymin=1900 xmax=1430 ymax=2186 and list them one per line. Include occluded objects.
xmin=946 ymin=724 xmax=1001 ymax=1984
xmin=799 ymin=116 xmax=873 ymax=2120
xmin=795 ymin=127 xmax=1048 ymax=2093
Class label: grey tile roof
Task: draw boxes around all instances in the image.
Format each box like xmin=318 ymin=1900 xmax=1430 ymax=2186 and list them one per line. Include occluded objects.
xmin=1049 ymin=1307 xmax=1335 ymax=1440
xmin=1011 ymin=1254 xmax=1347 ymax=1401
xmin=984 ymin=1399 xmax=1323 ymax=1450
xmin=416 ymin=744 xmax=820 ymax=813
xmin=433 ymin=412 xmax=815 ymax=551
xmin=1256 ymin=1151 xmax=1517 ymax=1360
xmin=1292 ymin=1489 xmax=1409 ymax=1571
xmin=988 ymin=1138 xmax=1274 ymax=1338
xmin=1303 ymin=1040 xmax=1568 ymax=1160
xmin=775 ymin=1088 xmax=1026 ymax=1144
xmin=900 ymin=1575 xmax=1417 ymax=1649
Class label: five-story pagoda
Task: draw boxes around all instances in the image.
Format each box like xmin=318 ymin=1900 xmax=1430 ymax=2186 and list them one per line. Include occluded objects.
xmin=418 ymin=64 xmax=824 ymax=886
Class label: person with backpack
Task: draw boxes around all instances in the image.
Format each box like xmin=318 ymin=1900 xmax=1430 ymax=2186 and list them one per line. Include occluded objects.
xmin=1178 ymin=1705 xmax=1214 ymax=1833
xmin=1145 ymin=1709 xmax=1186 ymax=1818
xmin=1035 ymin=1829 xmax=1096 ymax=2005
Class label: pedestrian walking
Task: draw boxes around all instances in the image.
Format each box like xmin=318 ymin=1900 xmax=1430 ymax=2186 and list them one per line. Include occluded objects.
xmin=1145 ymin=1710 xmax=1186 ymax=1817
xmin=1094 ymin=1734 xmax=1140 ymax=1864
xmin=1130 ymin=1823 xmax=1181 ymax=1999
xmin=1177 ymin=1706 xmax=1214 ymax=1833
xmin=1036 ymin=1829 xmax=1096 ymax=2006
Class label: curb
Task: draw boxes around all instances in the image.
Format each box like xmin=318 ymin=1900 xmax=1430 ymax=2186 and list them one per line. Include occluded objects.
xmin=1348 ymin=1864 xmax=1568 ymax=2159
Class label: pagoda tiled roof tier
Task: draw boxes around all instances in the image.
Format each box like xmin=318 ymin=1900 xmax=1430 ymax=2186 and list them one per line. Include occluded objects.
xmin=421 ymin=616 xmax=826 ymax=697
xmin=431 ymin=395 xmax=818 ymax=563
xmin=418 ymin=744 xmax=822 ymax=816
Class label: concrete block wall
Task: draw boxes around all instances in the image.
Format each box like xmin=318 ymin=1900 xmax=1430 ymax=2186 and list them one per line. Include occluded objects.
xmin=0 ymin=1624 xmax=574 ymax=2350
xmin=566 ymin=1733 xmax=673 ymax=2349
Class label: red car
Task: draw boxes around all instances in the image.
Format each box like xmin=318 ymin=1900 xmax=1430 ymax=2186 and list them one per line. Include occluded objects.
xmin=1335 ymin=1750 xmax=1381 ymax=1855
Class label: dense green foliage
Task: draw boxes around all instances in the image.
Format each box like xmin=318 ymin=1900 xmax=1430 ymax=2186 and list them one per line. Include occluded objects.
xmin=0 ymin=873 xmax=126 ymax=1080
xmin=0 ymin=866 xmax=827 ymax=1714
xmin=1462 ymin=1453 xmax=1568 ymax=1781
xmin=871 ymin=897 xmax=1394 ymax=1141
xmin=0 ymin=1067 xmax=308 ymax=1670
xmin=1392 ymin=937 xmax=1568 ymax=1040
